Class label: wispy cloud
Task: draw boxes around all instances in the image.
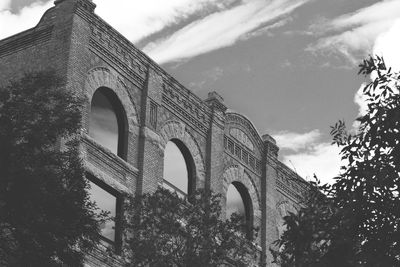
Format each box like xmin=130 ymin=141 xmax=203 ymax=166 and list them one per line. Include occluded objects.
xmin=0 ymin=0 xmax=52 ymax=40
xmin=0 ymin=0 xmax=234 ymax=42
xmin=144 ymin=0 xmax=309 ymax=64
xmin=188 ymin=66 xmax=224 ymax=91
xmin=240 ymin=16 xmax=293 ymax=40
xmin=308 ymin=0 xmax=400 ymax=65
xmin=95 ymin=0 xmax=235 ymax=43
xmin=1 ymin=0 xmax=308 ymax=64
xmin=273 ymin=129 xmax=321 ymax=152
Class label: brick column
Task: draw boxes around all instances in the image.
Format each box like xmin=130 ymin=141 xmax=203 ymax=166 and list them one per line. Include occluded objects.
xmin=204 ymin=92 xmax=226 ymax=194
xmin=261 ymin=133 xmax=279 ymax=266
xmin=136 ymin=66 xmax=164 ymax=195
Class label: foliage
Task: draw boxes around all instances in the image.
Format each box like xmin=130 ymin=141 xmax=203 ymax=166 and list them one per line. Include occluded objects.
xmin=0 ymin=72 xmax=103 ymax=266
xmin=123 ymin=187 xmax=259 ymax=267
xmin=271 ymin=56 xmax=400 ymax=266
xmin=270 ymin=178 xmax=355 ymax=267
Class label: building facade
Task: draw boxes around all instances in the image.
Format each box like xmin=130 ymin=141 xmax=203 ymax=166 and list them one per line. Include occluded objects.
xmin=0 ymin=0 xmax=308 ymax=266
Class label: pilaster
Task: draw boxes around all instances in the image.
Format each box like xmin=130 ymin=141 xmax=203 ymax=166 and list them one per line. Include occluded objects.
xmin=261 ymin=133 xmax=279 ymax=266
xmin=205 ymin=92 xmax=227 ymax=194
xmin=136 ymin=66 xmax=164 ymax=195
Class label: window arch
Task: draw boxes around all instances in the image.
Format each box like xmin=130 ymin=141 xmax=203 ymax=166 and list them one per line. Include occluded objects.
xmin=89 ymin=87 xmax=127 ymax=159
xmin=226 ymin=182 xmax=253 ymax=237
xmin=163 ymin=139 xmax=196 ymax=198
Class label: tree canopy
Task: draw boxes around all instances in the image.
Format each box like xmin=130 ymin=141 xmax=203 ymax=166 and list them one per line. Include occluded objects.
xmin=0 ymin=72 xmax=102 ymax=266
xmin=123 ymin=187 xmax=259 ymax=267
xmin=271 ymin=56 xmax=400 ymax=267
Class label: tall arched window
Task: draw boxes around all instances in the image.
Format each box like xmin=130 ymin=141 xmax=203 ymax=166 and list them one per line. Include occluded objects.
xmin=163 ymin=139 xmax=195 ymax=198
xmin=226 ymin=182 xmax=253 ymax=237
xmin=89 ymin=87 xmax=127 ymax=159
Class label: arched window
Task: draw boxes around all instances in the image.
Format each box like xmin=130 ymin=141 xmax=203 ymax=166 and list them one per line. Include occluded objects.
xmin=226 ymin=182 xmax=253 ymax=237
xmin=89 ymin=88 xmax=127 ymax=159
xmin=163 ymin=139 xmax=195 ymax=198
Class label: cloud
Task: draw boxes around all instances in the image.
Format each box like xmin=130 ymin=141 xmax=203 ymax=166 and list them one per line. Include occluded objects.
xmin=272 ymin=130 xmax=342 ymax=184
xmin=353 ymin=83 xmax=368 ymax=117
xmin=352 ymin=18 xmax=400 ymax=125
xmin=0 ymin=0 xmax=233 ymax=42
xmin=373 ymin=18 xmax=400 ymax=71
xmin=0 ymin=0 xmax=52 ymax=40
xmin=1 ymin=0 xmax=307 ymax=64
xmin=282 ymin=142 xmax=342 ymax=184
xmin=143 ymin=0 xmax=309 ymax=63
xmin=0 ymin=0 xmax=11 ymax=11
xmin=240 ymin=15 xmax=293 ymax=40
xmin=273 ymin=129 xmax=321 ymax=152
xmin=94 ymin=0 xmax=234 ymax=43
xmin=308 ymin=0 xmax=400 ymax=64
xmin=308 ymin=0 xmax=400 ymax=121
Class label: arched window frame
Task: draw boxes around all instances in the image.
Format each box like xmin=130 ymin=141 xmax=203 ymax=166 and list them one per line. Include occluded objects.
xmin=89 ymin=87 xmax=128 ymax=160
xmin=163 ymin=138 xmax=196 ymax=199
xmin=227 ymin=181 xmax=254 ymax=239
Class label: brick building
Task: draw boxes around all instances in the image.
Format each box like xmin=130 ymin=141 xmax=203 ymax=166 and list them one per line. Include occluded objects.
xmin=0 ymin=0 xmax=308 ymax=266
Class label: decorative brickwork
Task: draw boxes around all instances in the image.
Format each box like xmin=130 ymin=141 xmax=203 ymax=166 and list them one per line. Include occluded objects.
xmin=84 ymin=67 xmax=139 ymax=130
xmin=0 ymin=0 xmax=310 ymax=265
xmin=0 ymin=26 xmax=53 ymax=58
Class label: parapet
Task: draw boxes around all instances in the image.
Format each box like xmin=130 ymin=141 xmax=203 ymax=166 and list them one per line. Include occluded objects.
xmin=262 ymin=133 xmax=279 ymax=157
xmin=205 ymin=91 xmax=227 ymax=113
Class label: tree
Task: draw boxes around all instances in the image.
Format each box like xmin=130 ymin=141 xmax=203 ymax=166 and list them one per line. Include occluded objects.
xmin=123 ymin=187 xmax=259 ymax=267
xmin=271 ymin=56 xmax=400 ymax=266
xmin=0 ymin=72 xmax=103 ymax=266
xmin=270 ymin=178 xmax=355 ymax=267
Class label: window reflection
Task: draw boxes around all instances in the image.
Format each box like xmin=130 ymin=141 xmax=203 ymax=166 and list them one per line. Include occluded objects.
xmin=89 ymin=89 xmax=119 ymax=155
xmin=163 ymin=141 xmax=188 ymax=196
xmin=87 ymin=180 xmax=116 ymax=242
xmin=226 ymin=183 xmax=246 ymax=219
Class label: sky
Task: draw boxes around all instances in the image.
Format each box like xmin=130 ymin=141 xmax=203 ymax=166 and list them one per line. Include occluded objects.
xmin=2 ymin=0 xmax=400 ymax=184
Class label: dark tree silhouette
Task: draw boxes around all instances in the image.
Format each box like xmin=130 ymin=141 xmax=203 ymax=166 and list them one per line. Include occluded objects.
xmin=0 ymin=72 xmax=103 ymax=266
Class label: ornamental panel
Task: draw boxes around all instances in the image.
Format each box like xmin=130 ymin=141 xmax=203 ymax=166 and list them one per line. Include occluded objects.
xmin=230 ymin=128 xmax=254 ymax=151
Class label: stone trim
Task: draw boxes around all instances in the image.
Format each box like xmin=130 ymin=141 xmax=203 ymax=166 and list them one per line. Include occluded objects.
xmin=224 ymin=135 xmax=262 ymax=175
xmin=226 ymin=111 xmax=263 ymax=153
xmin=85 ymin=162 xmax=132 ymax=195
xmin=222 ymin=165 xmax=261 ymax=221
xmin=84 ymin=66 xmax=139 ymax=132
xmin=89 ymin=27 xmax=146 ymax=89
xmin=276 ymin=161 xmax=308 ymax=202
xmin=162 ymin=84 xmax=210 ymax=134
xmin=82 ymin=134 xmax=138 ymax=192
